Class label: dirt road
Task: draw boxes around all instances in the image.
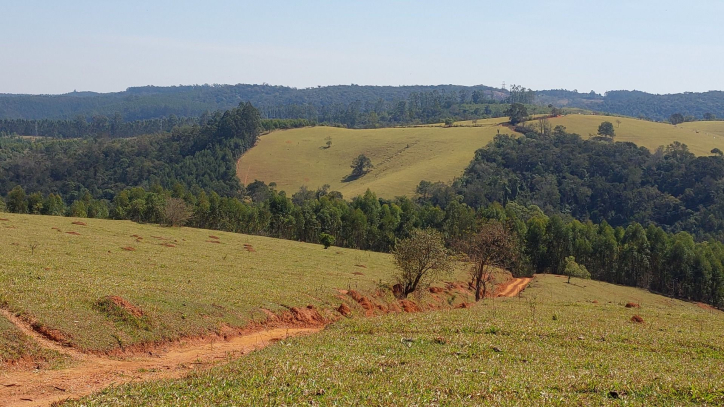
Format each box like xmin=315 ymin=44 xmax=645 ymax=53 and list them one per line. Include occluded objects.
xmin=0 ymin=308 xmax=318 ymax=407
xmin=496 ymin=277 xmax=533 ymax=297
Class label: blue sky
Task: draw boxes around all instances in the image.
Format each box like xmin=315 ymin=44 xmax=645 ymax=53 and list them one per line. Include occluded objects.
xmin=1 ymin=0 xmax=722 ymax=95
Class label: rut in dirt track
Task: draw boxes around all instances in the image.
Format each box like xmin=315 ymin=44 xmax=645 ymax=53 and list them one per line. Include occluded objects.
xmin=0 ymin=308 xmax=319 ymax=407
xmin=496 ymin=277 xmax=533 ymax=297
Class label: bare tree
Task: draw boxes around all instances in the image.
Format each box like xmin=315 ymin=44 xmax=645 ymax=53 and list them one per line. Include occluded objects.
xmin=163 ymin=198 xmax=191 ymax=227
xmin=392 ymin=229 xmax=452 ymax=298
xmin=459 ymin=221 xmax=517 ymax=301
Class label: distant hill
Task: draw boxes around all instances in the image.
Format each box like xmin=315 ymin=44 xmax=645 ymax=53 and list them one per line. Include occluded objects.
xmin=237 ymin=118 xmax=519 ymax=198
xmin=523 ymin=114 xmax=724 ymax=156
xmin=537 ymin=89 xmax=724 ymax=121
xmin=0 ymin=84 xmax=503 ymax=121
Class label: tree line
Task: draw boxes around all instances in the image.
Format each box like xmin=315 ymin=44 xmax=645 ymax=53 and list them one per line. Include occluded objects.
xmin=2 ymin=182 xmax=722 ymax=307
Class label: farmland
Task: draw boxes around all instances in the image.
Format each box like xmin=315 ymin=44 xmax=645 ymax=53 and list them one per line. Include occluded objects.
xmin=237 ymin=118 xmax=516 ymax=198
xmin=0 ymin=214 xmax=398 ymax=354
xmin=527 ymin=114 xmax=724 ymax=156
xmin=71 ymin=274 xmax=724 ymax=406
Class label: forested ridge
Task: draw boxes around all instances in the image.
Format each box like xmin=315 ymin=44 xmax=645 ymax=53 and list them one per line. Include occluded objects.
xmin=536 ymin=89 xmax=724 ymax=121
xmin=1 ymin=103 xmax=724 ymax=308
xmin=3 ymin=83 xmax=724 ymax=125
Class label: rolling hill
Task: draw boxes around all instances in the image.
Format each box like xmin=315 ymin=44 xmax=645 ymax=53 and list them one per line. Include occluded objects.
xmin=237 ymin=118 xmax=517 ymax=198
xmin=525 ymin=114 xmax=724 ymax=156
xmin=72 ymin=274 xmax=724 ymax=406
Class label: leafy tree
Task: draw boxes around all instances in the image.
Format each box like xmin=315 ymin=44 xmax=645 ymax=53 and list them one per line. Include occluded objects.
xmin=0 ymin=196 xmax=5 ymax=212
xmin=347 ymin=154 xmax=374 ymax=179
xmin=392 ymin=229 xmax=452 ymax=298
xmin=319 ymin=232 xmax=335 ymax=249
xmin=703 ymin=112 xmax=716 ymax=121
xmin=444 ymin=118 xmax=455 ymax=127
xmin=669 ymin=113 xmax=685 ymax=125
xmin=597 ymin=121 xmax=615 ymax=139
xmin=564 ymin=256 xmax=591 ymax=283
xmin=712 ymin=148 xmax=723 ymax=156
xmin=506 ymin=103 xmax=528 ymax=125
xmin=6 ymin=186 xmax=28 ymax=213
xmin=459 ymin=220 xmax=518 ymax=301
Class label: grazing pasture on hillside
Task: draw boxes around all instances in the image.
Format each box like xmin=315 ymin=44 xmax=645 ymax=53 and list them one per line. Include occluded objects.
xmin=72 ymin=275 xmax=724 ymax=406
xmin=0 ymin=214 xmax=396 ymax=353
xmin=528 ymin=114 xmax=724 ymax=156
xmin=237 ymin=120 xmax=515 ymax=198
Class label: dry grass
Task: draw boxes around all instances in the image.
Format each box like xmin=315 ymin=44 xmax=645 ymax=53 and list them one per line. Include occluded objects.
xmin=237 ymin=120 xmax=518 ymax=198
xmin=528 ymin=115 xmax=724 ymax=156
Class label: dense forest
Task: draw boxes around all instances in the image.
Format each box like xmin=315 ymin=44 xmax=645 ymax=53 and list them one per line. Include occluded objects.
xmin=536 ymin=89 xmax=724 ymax=121
xmin=3 ymin=83 xmax=723 ymax=125
xmin=454 ymin=127 xmax=724 ymax=242
xmin=2 ymin=102 xmax=724 ymax=308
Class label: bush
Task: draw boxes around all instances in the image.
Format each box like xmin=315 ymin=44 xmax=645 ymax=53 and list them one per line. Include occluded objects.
xmin=319 ymin=233 xmax=335 ymax=249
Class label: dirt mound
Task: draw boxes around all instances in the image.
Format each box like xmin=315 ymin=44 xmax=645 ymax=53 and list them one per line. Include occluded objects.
xmin=455 ymin=302 xmax=474 ymax=309
xmin=337 ymin=303 xmax=351 ymax=316
xmin=71 ymin=221 xmax=86 ymax=226
xmin=0 ymin=218 xmax=9 ymax=221
xmin=262 ymin=306 xmax=326 ymax=326
xmin=51 ymin=227 xmax=62 ymax=232
xmin=65 ymin=231 xmax=81 ymax=236
xmin=121 ymin=246 xmax=136 ymax=251
xmin=101 ymin=296 xmax=144 ymax=317
xmin=209 ymin=235 xmax=220 ymax=239
xmin=244 ymin=244 xmax=256 ymax=252
xmin=631 ymin=315 xmax=644 ymax=323
xmin=347 ymin=290 xmax=375 ymax=315
xmin=352 ymin=271 xmax=365 ymax=276
xmin=354 ymin=264 xmax=367 ymax=268
xmin=429 ymin=287 xmax=445 ymax=294
xmin=399 ymin=300 xmax=420 ymax=313
xmin=161 ymin=242 xmax=176 ymax=247
xmin=30 ymin=321 xmax=70 ymax=344
xmin=696 ymin=302 xmax=719 ymax=311
xmin=625 ymin=302 xmax=640 ymax=308
xmin=206 ymin=240 xmax=221 ymax=244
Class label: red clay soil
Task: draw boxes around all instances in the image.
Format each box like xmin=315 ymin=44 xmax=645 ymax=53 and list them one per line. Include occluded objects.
xmin=0 ymin=307 xmax=319 ymax=407
xmin=161 ymin=242 xmax=176 ymax=247
xmin=121 ymin=246 xmax=136 ymax=251
xmin=0 ymin=218 xmax=9 ymax=221
xmin=65 ymin=231 xmax=81 ymax=236
xmin=106 ymin=296 xmax=144 ymax=317
xmin=206 ymin=240 xmax=222 ymax=244
xmin=71 ymin=221 xmax=87 ymax=226
xmin=495 ymin=277 xmax=533 ymax=297
xmin=209 ymin=235 xmax=220 ymax=239
xmin=625 ymin=302 xmax=640 ymax=308
xmin=352 ymin=272 xmax=365 ymax=276
xmin=631 ymin=315 xmax=645 ymax=323
xmin=696 ymin=302 xmax=719 ymax=311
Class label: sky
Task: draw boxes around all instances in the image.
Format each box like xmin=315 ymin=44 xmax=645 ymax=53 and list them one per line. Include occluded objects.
xmin=1 ymin=0 xmax=723 ymax=95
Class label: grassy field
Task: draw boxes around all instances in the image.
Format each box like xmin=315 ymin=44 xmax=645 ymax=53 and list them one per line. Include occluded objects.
xmin=70 ymin=274 xmax=724 ymax=406
xmin=237 ymin=119 xmax=516 ymax=198
xmin=0 ymin=214 xmax=400 ymax=354
xmin=527 ymin=115 xmax=724 ymax=156
xmin=0 ymin=315 xmax=69 ymax=369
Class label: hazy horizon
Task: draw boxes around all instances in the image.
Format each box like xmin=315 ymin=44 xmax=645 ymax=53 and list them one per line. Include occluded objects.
xmin=2 ymin=0 xmax=723 ymax=95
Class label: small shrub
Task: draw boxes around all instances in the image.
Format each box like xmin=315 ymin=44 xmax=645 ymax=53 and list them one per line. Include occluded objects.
xmin=319 ymin=233 xmax=335 ymax=249
xmin=625 ymin=302 xmax=640 ymax=308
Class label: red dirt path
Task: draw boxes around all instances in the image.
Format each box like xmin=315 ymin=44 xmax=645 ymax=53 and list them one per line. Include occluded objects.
xmin=495 ymin=277 xmax=533 ymax=297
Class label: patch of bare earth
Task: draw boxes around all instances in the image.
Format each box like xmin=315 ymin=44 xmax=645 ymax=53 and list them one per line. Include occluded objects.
xmin=0 ymin=307 xmax=318 ymax=407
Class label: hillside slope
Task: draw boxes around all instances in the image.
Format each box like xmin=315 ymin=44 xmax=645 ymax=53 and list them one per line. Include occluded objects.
xmin=237 ymin=118 xmax=516 ymax=198
xmin=72 ymin=274 xmax=724 ymax=406
xmin=526 ymin=114 xmax=724 ymax=156
xmin=0 ymin=214 xmax=394 ymax=354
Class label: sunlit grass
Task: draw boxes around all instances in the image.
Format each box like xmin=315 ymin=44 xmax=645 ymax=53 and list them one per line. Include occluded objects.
xmin=237 ymin=123 xmax=521 ymax=198
xmin=70 ymin=275 xmax=724 ymax=405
